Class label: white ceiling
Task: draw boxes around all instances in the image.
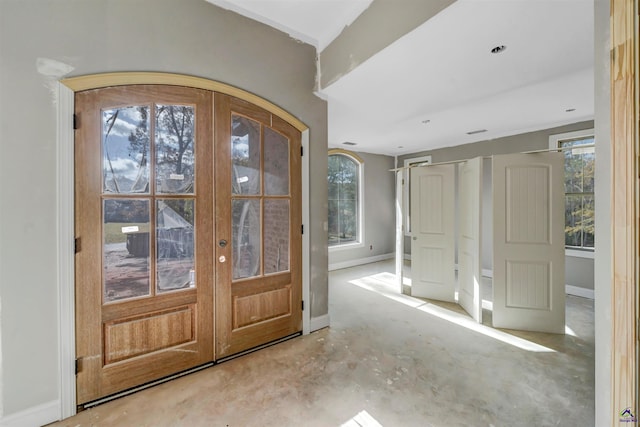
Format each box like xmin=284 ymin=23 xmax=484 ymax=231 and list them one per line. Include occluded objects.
xmin=205 ymin=0 xmax=373 ymax=51
xmin=207 ymin=0 xmax=594 ymax=157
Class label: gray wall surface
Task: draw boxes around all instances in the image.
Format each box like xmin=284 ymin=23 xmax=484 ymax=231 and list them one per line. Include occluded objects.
xmin=398 ymin=120 xmax=595 ymax=290
xmin=328 ymin=151 xmax=396 ymax=266
xmin=0 ymin=0 xmax=328 ymax=418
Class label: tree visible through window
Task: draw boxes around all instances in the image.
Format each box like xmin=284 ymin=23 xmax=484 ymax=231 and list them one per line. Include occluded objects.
xmin=328 ymin=152 xmax=361 ymax=247
xmin=555 ymin=132 xmax=595 ymax=250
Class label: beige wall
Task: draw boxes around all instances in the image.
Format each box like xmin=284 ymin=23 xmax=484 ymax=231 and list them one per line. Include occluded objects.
xmin=398 ymin=121 xmax=594 ymax=163
xmin=0 ymin=0 xmax=328 ymax=419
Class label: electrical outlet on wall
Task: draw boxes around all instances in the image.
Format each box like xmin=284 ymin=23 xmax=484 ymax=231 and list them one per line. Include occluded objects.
xmin=369 ymin=245 xmax=373 ymax=250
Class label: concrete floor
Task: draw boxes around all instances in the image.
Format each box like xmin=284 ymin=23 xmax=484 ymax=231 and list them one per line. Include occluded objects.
xmin=50 ymin=260 xmax=594 ymax=426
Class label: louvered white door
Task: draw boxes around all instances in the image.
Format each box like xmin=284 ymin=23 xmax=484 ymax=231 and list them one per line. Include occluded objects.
xmin=410 ymin=164 xmax=455 ymax=302
xmin=492 ymin=152 xmax=565 ymax=333
xmin=457 ymin=157 xmax=483 ymax=323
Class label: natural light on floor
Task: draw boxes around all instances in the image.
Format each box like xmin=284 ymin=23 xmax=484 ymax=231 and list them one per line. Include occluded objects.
xmin=565 ymin=325 xmax=578 ymax=337
xmin=399 ymin=271 xmax=579 ymax=338
xmin=341 ymin=410 xmax=383 ymax=427
xmin=349 ymin=272 xmax=556 ymax=353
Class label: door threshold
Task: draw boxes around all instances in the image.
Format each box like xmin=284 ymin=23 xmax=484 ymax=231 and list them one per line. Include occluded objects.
xmin=78 ymin=332 xmax=301 ymax=411
xmin=216 ymin=332 xmax=302 ymax=364
xmin=79 ymin=362 xmax=214 ymax=411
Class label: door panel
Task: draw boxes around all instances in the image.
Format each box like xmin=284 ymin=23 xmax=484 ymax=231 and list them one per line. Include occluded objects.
xmin=457 ymin=157 xmax=483 ymax=323
xmin=410 ymin=164 xmax=456 ymax=301
xmin=215 ymin=94 xmax=302 ymax=358
xmin=75 ymin=85 xmax=214 ymax=404
xmin=492 ymin=152 xmax=565 ymax=333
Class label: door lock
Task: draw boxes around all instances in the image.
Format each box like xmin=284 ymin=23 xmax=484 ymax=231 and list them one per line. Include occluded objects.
xmin=219 ymin=239 xmax=227 ymax=248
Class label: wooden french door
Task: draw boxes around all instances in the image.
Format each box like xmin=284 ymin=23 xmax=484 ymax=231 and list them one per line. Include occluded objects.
xmin=75 ymin=85 xmax=214 ymax=404
xmin=75 ymin=85 xmax=301 ymax=404
xmin=214 ymin=94 xmax=302 ymax=358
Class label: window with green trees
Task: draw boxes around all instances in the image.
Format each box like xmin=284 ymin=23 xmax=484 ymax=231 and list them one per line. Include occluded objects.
xmin=552 ymin=130 xmax=595 ymax=251
xmin=328 ymin=151 xmax=361 ymax=247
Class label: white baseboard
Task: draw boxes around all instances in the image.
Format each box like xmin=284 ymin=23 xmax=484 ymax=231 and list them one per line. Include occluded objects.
xmin=310 ymin=314 xmax=330 ymax=332
xmin=328 ymin=253 xmax=394 ymax=271
xmin=0 ymin=400 xmax=60 ymax=427
xmin=566 ymin=285 xmax=595 ymax=299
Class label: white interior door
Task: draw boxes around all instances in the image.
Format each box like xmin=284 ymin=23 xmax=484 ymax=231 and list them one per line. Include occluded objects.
xmin=457 ymin=157 xmax=483 ymax=323
xmin=410 ymin=164 xmax=455 ymax=302
xmin=492 ymin=152 xmax=565 ymax=333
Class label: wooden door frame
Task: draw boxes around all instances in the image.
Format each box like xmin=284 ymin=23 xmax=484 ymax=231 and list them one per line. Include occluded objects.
xmin=611 ymin=0 xmax=638 ymax=422
xmin=55 ymin=73 xmax=310 ymax=418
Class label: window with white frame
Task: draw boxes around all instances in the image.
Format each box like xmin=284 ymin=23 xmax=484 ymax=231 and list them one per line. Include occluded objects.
xmin=549 ymin=129 xmax=595 ymax=255
xmin=328 ymin=150 xmax=363 ymax=247
xmin=403 ymin=155 xmax=432 ymax=235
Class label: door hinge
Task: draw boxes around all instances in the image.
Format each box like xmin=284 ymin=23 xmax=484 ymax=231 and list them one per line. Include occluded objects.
xmin=74 ymin=237 xmax=81 ymax=254
xmin=73 ymin=114 xmax=78 ymax=130
xmin=301 ymin=224 xmax=304 ymax=235
xmin=301 ymin=300 xmax=304 ymax=311
xmin=301 ymin=146 xmax=304 ymax=156
xmin=75 ymin=358 xmax=81 ymax=375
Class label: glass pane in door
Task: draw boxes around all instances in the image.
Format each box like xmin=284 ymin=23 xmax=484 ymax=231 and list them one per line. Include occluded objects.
xmin=102 ymin=106 xmax=150 ymax=194
xmin=264 ymin=127 xmax=289 ymax=195
xmin=156 ymin=199 xmax=195 ymax=292
xmin=232 ymin=198 xmax=261 ymax=280
xmin=103 ymin=199 xmax=151 ymax=302
xmin=156 ymin=105 xmax=195 ymax=194
xmin=264 ymin=199 xmax=289 ymax=274
xmin=231 ymin=115 xmax=261 ymax=195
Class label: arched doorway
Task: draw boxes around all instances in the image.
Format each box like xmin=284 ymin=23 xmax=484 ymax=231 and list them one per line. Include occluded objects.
xmin=67 ymin=74 xmax=306 ymax=406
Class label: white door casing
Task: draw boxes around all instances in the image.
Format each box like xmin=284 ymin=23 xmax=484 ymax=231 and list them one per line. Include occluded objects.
xmin=492 ymin=152 xmax=565 ymax=334
xmin=410 ymin=164 xmax=456 ymax=302
xmin=457 ymin=157 xmax=483 ymax=323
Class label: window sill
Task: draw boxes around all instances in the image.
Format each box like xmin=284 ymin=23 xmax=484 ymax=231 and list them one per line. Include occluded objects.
xmin=329 ymin=242 xmax=364 ymax=252
xmin=565 ymin=248 xmax=595 ymax=259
